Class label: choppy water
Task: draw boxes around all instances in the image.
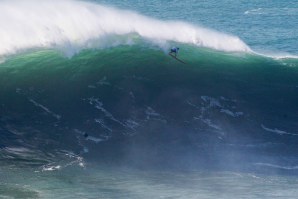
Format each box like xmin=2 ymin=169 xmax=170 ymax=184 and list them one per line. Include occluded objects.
xmin=2 ymin=166 xmax=298 ymax=199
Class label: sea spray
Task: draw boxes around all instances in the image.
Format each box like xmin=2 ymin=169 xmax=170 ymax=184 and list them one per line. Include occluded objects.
xmin=0 ymin=0 xmax=250 ymax=58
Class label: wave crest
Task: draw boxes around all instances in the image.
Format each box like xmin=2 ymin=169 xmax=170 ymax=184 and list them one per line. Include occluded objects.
xmin=0 ymin=0 xmax=251 ymax=57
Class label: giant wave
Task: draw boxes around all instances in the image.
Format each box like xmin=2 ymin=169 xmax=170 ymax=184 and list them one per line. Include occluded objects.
xmin=1 ymin=44 xmax=298 ymax=173
xmin=1 ymin=0 xmax=298 ymax=175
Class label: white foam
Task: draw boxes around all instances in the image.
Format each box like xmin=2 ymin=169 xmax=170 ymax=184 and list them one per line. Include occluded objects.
xmin=88 ymin=98 xmax=117 ymax=122
xmin=186 ymin=100 xmax=200 ymax=109
xmin=94 ymin=118 xmax=113 ymax=132
xmin=145 ymin=107 xmax=160 ymax=118
xmin=87 ymin=97 xmax=126 ymax=127
xmin=42 ymin=165 xmax=61 ymax=171
xmin=194 ymin=117 xmax=222 ymax=131
xmin=255 ymin=51 xmax=298 ymax=60
xmin=86 ymin=136 xmax=104 ymax=143
xmin=245 ymin=7 xmax=298 ymax=16
xmin=244 ymin=8 xmax=263 ymax=15
xmin=220 ymin=109 xmax=243 ymax=117
xmin=41 ymin=152 xmax=85 ymax=171
xmin=254 ymin=163 xmax=298 ymax=170
xmin=5 ymin=147 xmax=33 ymax=154
xmin=261 ymin=124 xmax=298 ymax=136
xmin=28 ymin=98 xmax=61 ymax=120
xmin=124 ymin=119 xmax=140 ymax=130
xmin=0 ymin=0 xmax=251 ymax=58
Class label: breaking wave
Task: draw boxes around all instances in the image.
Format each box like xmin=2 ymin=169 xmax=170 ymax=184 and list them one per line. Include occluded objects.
xmin=0 ymin=0 xmax=250 ymax=58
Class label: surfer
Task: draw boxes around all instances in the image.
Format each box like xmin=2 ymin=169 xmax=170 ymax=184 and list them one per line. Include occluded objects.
xmin=169 ymin=47 xmax=179 ymax=57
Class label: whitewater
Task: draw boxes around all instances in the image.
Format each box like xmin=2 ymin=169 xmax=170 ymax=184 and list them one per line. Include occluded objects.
xmin=0 ymin=0 xmax=252 ymax=57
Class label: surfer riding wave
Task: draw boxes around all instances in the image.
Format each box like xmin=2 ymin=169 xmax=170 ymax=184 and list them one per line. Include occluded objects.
xmin=169 ymin=47 xmax=179 ymax=57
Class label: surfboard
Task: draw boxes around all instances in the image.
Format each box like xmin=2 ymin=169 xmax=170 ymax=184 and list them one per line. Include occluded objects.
xmin=169 ymin=53 xmax=186 ymax=64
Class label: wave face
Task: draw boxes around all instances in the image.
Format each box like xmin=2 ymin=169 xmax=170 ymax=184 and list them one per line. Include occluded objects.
xmin=1 ymin=0 xmax=298 ymax=175
xmin=1 ymin=44 xmax=298 ymax=173
xmin=0 ymin=0 xmax=250 ymax=57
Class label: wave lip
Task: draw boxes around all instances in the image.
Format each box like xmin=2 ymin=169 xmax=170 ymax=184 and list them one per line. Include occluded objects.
xmin=0 ymin=0 xmax=251 ymax=57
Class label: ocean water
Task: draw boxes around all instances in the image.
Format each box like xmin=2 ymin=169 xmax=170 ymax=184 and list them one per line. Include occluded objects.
xmin=97 ymin=0 xmax=298 ymax=55
xmin=1 ymin=0 xmax=298 ymax=198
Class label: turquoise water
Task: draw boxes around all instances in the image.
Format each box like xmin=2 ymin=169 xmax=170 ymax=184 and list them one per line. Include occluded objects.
xmin=98 ymin=0 xmax=298 ymax=54
xmin=2 ymin=167 xmax=298 ymax=198
xmin=1 ymin=0 xmax=298 ymax=198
